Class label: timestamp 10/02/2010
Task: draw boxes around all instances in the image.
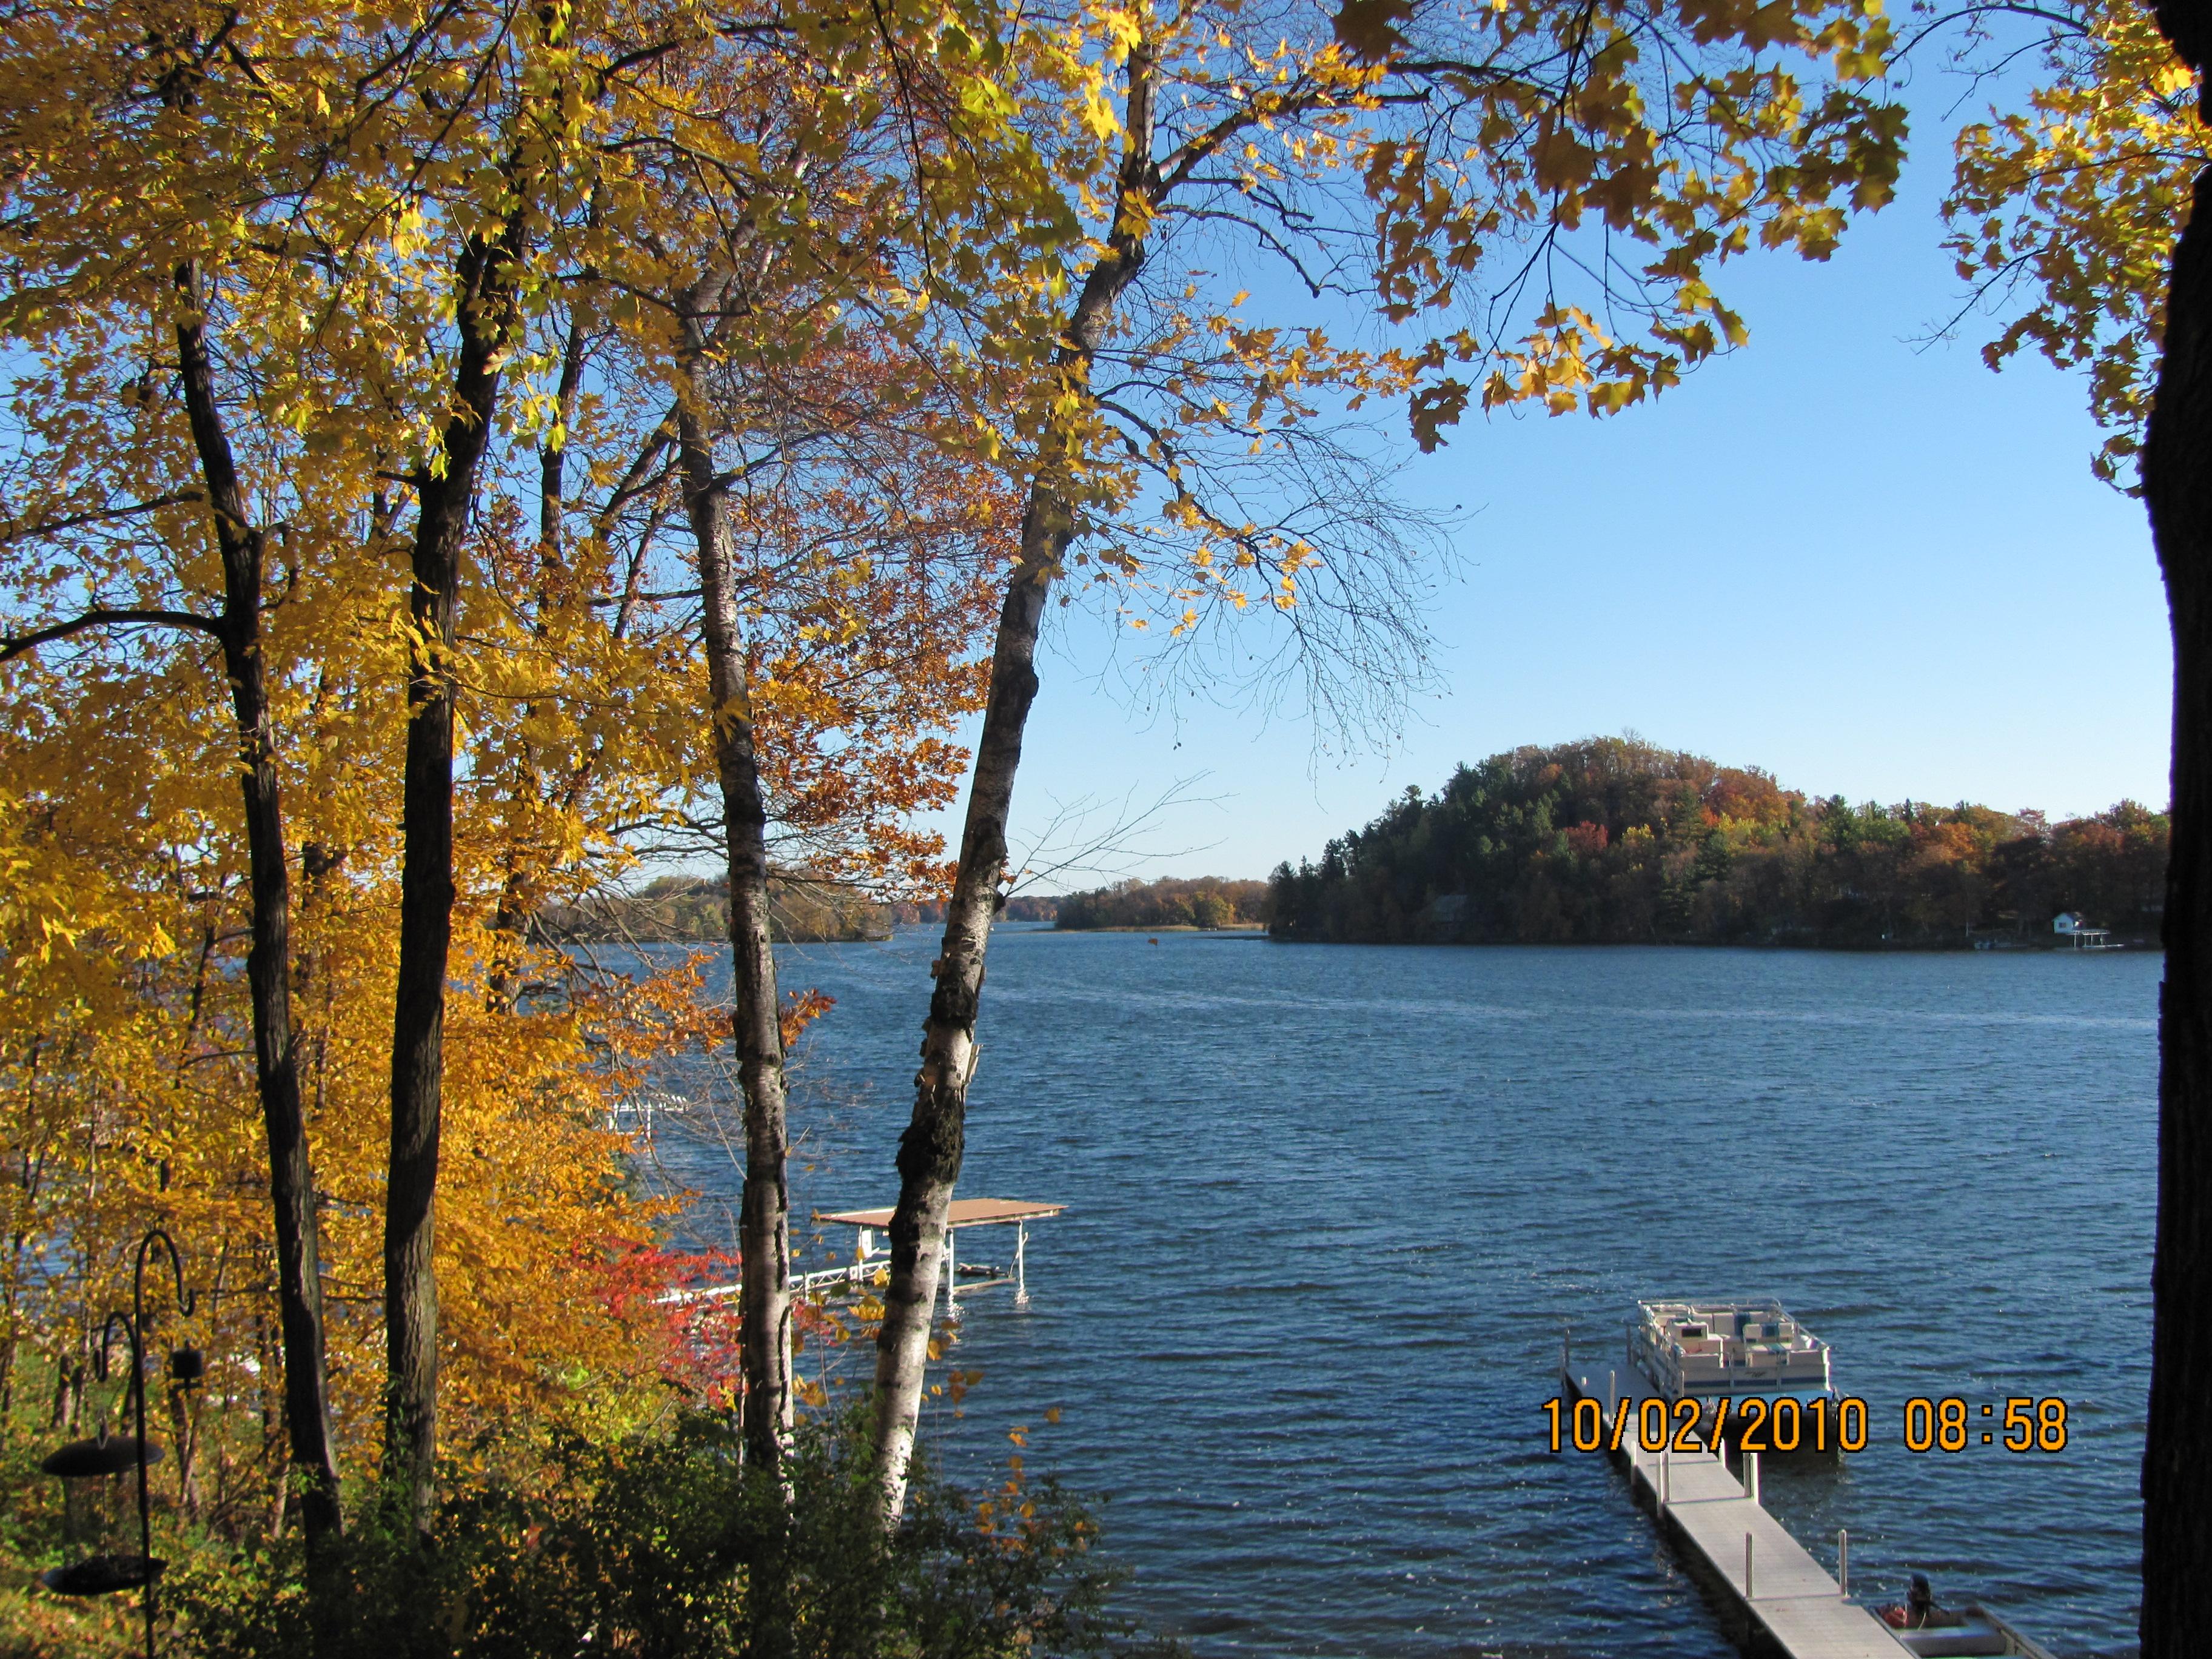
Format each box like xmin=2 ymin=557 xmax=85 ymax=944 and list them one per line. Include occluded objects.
xmin=1540 ymin=1395 xmax=2070 ymax=1456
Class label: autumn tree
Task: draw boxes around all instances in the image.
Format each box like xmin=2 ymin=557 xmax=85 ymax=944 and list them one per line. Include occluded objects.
xmin=0 ymin=0 xmax=800 ymax=1538
xmin=0 ymin=0 xmax=440 ymax=1570
xmin=669 ymin=324 xmax=1015 ymax=1479
xmin=0 ymin=472 xmax=691 ymax=1545
xmin=4 ymin=0 xmax=1049 ymax=1568
xmin=566 ymin=260 xmax=1020 ymax=1483
xmin=501 ymin=4 xmax=1079 ymax=1487
xmin=1948 ymin=0 xmax=2210 ymax=487
xmin=865 ymin=0 xmax=1907 ymax=1515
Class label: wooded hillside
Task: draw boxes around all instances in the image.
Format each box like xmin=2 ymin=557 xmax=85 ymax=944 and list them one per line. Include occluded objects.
xmin=1267 ymin=738 xmax=2168 ymax=948
xmin=1054 ymin=876 xmax=1270 ymax=930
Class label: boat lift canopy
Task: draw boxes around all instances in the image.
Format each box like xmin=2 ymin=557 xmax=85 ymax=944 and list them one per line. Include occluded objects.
xmin=656 ymin=1198 xmax=1064 ymax=1309
xmin=814 ymin=1198 xmax=1065 ymax=1307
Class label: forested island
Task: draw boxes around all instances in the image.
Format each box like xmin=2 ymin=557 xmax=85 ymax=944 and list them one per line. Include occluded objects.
xmin=1265 ymin=738 xmax=2168 ymax=949
xmin=1052 ymin=876 xmax=1269 ymax=930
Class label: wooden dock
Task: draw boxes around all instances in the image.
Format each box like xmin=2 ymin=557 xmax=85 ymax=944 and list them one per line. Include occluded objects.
xmin=1560 ymin=1359 xmax=1905 ymax=1659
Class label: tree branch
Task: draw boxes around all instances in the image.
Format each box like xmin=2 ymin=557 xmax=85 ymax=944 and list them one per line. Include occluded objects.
xmin=0 ymin=606 xmax=223 ymax=662
xmin=0 ymin=491 xmax=205 ymax=547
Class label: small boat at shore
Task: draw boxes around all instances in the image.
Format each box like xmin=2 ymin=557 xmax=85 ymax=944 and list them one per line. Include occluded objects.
xmin=1629 ymin=1296 xmax=1834 ymax=1406
xmin=1877 ymin=1578 xmax=2059 ymax=1659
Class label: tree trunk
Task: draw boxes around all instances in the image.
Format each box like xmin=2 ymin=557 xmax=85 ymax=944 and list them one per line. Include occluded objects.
xmin=384 ymin=223 xmax=522 ymax=1523
xmin=868 ymin=48 xmax=1159 ymax=1522
xmin=2141 ymin=20 xmax=2211 ymax=1656
xmin=675 ymin=301 xmax=797 ymax=1478
xmin=167 ymin=1381 xmax=202 ymax=1521
xmin=172 ymin=278 xmax=346 ymax=1568
xmin=2142 ymin=169 xmax=2212 ymax=1659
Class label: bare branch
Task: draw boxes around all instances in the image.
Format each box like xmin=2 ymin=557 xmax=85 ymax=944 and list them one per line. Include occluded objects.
xmin=1 ymin=606 xmax=223 ymax=663
xmin=0 ymin=491 xmax=205 ymax=547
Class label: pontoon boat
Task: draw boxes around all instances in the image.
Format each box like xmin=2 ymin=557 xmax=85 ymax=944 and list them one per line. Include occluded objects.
xmin=1629 ymin=1297 xmax=1834 ymax=1406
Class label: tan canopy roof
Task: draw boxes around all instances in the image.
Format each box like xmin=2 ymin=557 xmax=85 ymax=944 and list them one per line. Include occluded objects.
xmin=814 ymin=1198 xmax=1065 ymax=1229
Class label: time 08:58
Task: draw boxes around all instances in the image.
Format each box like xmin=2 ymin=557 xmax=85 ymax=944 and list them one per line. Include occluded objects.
xmin=1903 ymin=1396 xmax=2068 ymax=1453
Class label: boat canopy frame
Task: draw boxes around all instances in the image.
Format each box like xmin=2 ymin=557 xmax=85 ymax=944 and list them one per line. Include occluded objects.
xmin=814 ymin=1199 xmax=1066 ymax=1309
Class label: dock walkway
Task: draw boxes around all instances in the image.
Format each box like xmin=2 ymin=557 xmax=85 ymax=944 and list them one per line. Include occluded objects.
xmin=1561 ymin=1359 xmax=1903 ymax=1659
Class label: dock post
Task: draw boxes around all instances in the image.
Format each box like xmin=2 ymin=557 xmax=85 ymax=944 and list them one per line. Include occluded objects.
xmin=1608 ymin=1369 xmax=1616 ymax=1414
xmin=1660 ymin=1446 xmax=1671 ymax=1511
xmin=1838 ymin=1529 xmax=1849 ymax=1597
xmin=1015 ymin=1222 xmax=1028 ymax=1305
xmin=1747 ymin=1449 xmax=1760 ymax=1505
xmin=1745 ymin=1533 xmax=1754 ymax=1600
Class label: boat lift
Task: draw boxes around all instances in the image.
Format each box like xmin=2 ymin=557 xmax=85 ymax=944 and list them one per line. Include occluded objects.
xmin=815 ymin=1198 xmax=1065 ymax=1311
xmin=651 ymin=1197 xmax=1065 ymax=1310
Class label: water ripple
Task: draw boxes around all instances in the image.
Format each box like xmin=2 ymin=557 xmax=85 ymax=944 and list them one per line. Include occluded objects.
xmin=655 ymin=935 xmax=2155 ymax=1659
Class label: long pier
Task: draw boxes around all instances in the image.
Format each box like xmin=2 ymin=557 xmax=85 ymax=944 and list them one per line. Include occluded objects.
xmin=1560 ymin=1358 xmax=1905 ymax=1659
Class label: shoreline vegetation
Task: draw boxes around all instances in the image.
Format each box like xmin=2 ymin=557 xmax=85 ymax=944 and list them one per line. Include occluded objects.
xmin=1265 ymin=738 xmax=2168 ymax=951
xmin=1051 ymin=920 xmax=1266 ymax=932
xmin=1051 ymin=877 xmax=1269 ymax=931
xmin=570 ymin=735 xmax=2171 ymax=955
xmin=540 ymin=877 xmax=1059 ymax=943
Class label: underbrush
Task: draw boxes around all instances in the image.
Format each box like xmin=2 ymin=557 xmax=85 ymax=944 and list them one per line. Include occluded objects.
xmin=5 ymin=1409 xmax=1172 ymax=1659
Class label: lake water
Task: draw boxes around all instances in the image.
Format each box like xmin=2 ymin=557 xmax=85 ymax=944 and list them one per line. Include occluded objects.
xmin=655 ymin=931 xmax=2157 ymax=1659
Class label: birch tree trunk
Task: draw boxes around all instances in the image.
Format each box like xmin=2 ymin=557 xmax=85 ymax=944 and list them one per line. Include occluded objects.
xmin=675 ymin=302 xmax=797 ymax=1478
xmin=172 ymin=276 xmax=346 ymax=1567
xmin=868 ymin=46 xmax=1159 ymax=1523
xmin=2140 ymin=17 xmax=2212 ymax=1643
xmin=384 ymin=223 xmax=522 ymax=1524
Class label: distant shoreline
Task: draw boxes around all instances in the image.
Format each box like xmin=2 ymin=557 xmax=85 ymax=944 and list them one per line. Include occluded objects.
xmin=1050 ymin=922 xmax=1267 ymax=934
xmin=1039 ymin=928 xmax=2153 ymax=951
xmin=1253 ymin=934 xmax=2158 ymax=953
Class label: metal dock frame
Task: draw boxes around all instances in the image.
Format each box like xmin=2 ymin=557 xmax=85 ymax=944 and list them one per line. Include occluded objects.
xmin=814 ymin=1198 xmax=1068 ymax=1315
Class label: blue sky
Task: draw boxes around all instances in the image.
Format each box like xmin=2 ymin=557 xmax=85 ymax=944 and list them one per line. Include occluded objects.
xmin=962 ymin=64 xmax=2174 ymax=893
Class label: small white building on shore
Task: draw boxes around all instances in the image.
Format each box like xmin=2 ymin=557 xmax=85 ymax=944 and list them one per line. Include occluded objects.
xmin=2054 ymin=912 xmax=2117 ymax=950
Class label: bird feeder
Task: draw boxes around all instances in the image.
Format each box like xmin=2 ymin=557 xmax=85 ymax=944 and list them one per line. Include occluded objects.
xmin=36 ymin=1432 xmax=165 ymax=1595
xmin=167 ymin=1346 xmax=203 ymax=1389
xmin=34 ymin=1226 xmax=196 ymax=1659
